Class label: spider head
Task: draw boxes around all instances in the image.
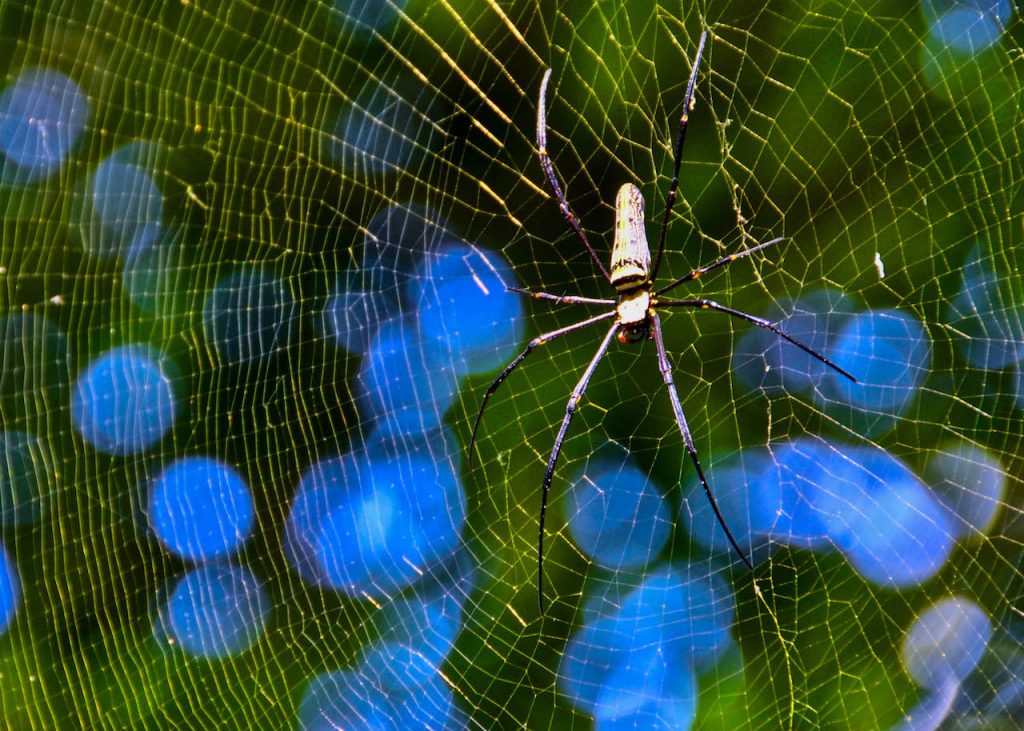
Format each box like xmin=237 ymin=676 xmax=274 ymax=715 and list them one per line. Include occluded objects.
xmin=617 ymin=323 xmax=649 ymax=344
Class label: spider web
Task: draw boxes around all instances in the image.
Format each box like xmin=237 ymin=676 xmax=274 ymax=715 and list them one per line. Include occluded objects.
xmin=0 ymin=0 xmax=1021 ymax=729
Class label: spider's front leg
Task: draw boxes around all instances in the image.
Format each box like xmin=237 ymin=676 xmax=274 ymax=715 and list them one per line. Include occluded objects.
xmin=537 ymin=69 xmax=610 ymax=282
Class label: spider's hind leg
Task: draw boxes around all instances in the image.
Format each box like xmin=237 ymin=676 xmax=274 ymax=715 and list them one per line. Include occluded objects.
xmin=650 ymin=312 xmax=755 ymax=570
xmin=537 ymin=322 xmax=620 ymax=613
xmin=467 ymin=311 xmax=616 ymax=473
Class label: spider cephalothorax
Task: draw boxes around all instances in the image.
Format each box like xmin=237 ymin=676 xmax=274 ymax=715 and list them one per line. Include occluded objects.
xmin=468 ymin=30 xmax=856 ymax=613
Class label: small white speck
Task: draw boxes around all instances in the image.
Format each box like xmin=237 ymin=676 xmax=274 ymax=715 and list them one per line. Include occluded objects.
xmin=49 ymin=294 xmax=63 ymax=305
xmin=874 ymin=252 xmax=885 ymax=279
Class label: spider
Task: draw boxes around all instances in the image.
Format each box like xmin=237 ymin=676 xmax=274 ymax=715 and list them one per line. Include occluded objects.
xmin=468 ymin=31 xmax=856 ymax=613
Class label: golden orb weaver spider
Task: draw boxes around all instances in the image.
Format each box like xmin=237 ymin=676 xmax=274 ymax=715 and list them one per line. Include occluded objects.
xmin=469 ymin=31 xmax=856 ymax=613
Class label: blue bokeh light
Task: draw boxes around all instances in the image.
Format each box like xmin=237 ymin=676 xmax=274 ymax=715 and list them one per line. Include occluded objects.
xmin=0 ymin=430 xmax=50 ymax=526
xmin=946 ymin=246 xmax=1024 ymax=370
xmin=813 ymin=446 xmax=954 ymax=588
xmin=356 ymin=317 xmax=459 ymax=437
xmin=624 ymin=567 xmax=735 ymax=666
xmin=162 ymin=564 xmax=269 ymax=659
xmin=566 ymin=453 xmax=671 ymax=571
xmin=362 ymin=203 xmax=449 ymax=308
xmin=820 ymin=309 xmax=931 ymax=437
xmin=411 ymin=242 xmax=523 ymax=376
xmin=922 ymin=0 xmax=1013 ymax=23
xmin=903 ymin=595 xmax=992 ymax=691
xmin=593 ymin=644 xmax=697 ymax=730
xmin=732 ymin=288 xmax=856 ymax=394
xmin=559 ymin=566 xmax=735 ymax=718
xmin=679 ymin=448 xmax=775 ymax=565
xmin=686 ymin=439 xmax=957 ymax=586
xmin=298 ymin=668 xmax=462 ymax=730
xmin=203 ymin=268 xmax=296 ymax=364
xmin=764 ymin=438 xmax=846 ymax=550
xmin=924 ymin=1 xmax=1012 ymax=54
xmin=891 ymin=677 xmax=960 ymax=731
xmin=149 ymin=456 xmax=255 ymax=562
xmin=299 ymin=669 xmax=388 ymax=730
xmin=930 ymin=7 xmax=1005 ymax=53
xmin=361 ymin=588 xmax=464 ymax=693
xmin=315 ymin=448 xmax=466 ymax=599
xmin=593 ymin=644 xmax=671 ymax=722
xmin=0 ymin=67 xmax=88 ymax=184
xmin=71 ymin=345 xmax=179 ymax=456
xmin=286 ymin=432 xmax=466 ymax=599
xmin=331 ymin=0 xmax=409 ymax=38
xmin=318 ymin=284 xmax=387 ymax=354
xmin=0 ymin=544 xmax=20 ymax=635
xmin=78 ymin=153 xmax=163 ymax=259
xmin=561 ymin=615 xmax=652 ymax=717
xmin=283 ymin=453 xmax=355 ymax=586
xmin=328 ymin=78 xmax=437 ymax=177
xmin=923 ymin=442 xmax=1004 ymax=539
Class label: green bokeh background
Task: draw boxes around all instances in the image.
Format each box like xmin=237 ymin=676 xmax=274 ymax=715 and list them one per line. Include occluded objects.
xmin=0 ymin=0 xmax=1021 ymax=728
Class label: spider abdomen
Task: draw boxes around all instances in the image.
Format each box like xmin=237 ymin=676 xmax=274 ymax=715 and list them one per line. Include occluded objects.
xmin=610 ymin=183 xmax=651 ymax=292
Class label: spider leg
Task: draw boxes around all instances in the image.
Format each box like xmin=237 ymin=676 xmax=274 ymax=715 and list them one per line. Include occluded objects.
xmin=657 ymin=298 xmax=857 ymax=382
xmin=537 ymin=321 xmax=619 ymax=614
xmin=467 ymin=311 xmax=616 ymax=473
xmin=650 ymin=313 xmax=754 ymax=570
xmin=650 ymin=29 xmax=708 ymax=282
xmin=537 ymin=69 xmax=611 ymax=282
xmin=656 ymin=237 xmax=783 ymax=296
xmin=508 ymin=286 xmax=615 ymax=306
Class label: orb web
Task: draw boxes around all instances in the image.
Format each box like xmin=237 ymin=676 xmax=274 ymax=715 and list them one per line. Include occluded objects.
xmin=0 ymin=1 xmax=1021 ymax=729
